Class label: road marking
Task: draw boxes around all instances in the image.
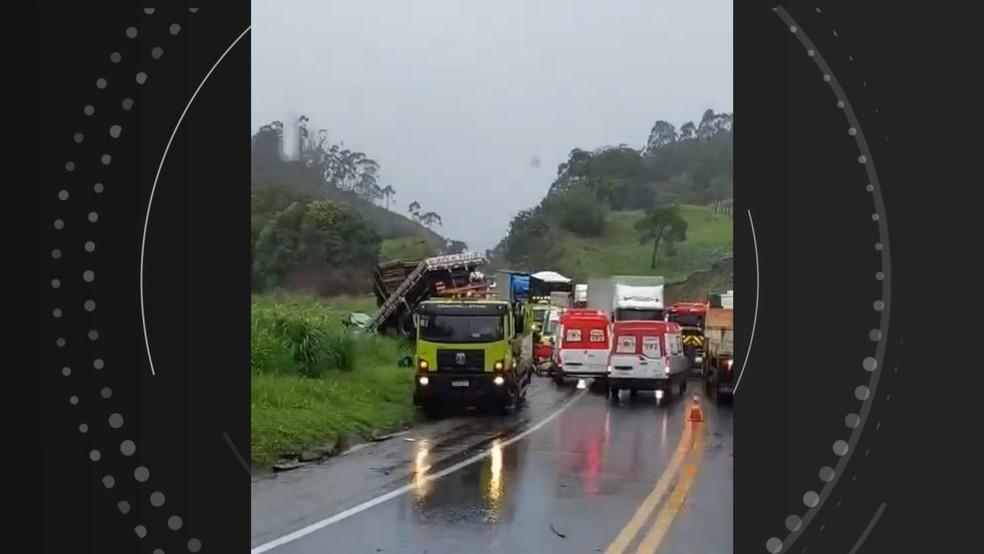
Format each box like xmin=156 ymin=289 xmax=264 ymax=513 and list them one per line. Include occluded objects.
xmin=636 ymin=421 xmax=706 ymax=554
xmin=603 ymin=419 xmax=695 ymax=554
xmin=251 ymin=387 xmax=589 ymax=553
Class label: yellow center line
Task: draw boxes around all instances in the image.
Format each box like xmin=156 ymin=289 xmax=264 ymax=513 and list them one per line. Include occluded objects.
xmin=604 ymin=420 xmax=695 ymax=554
xmin=635 ymin=421 xmax=707 ymax=554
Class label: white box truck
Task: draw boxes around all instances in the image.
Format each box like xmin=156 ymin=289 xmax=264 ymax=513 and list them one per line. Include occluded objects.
xmin=587 ymin=276 xmax=665 ymax=322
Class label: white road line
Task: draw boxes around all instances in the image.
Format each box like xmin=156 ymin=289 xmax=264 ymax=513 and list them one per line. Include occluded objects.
xmin=250 ymin=387 xmax=589 ymax=553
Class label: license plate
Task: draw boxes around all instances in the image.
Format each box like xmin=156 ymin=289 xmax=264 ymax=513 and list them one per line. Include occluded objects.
xmin=452 ymin=380 xmax=469 ymax=388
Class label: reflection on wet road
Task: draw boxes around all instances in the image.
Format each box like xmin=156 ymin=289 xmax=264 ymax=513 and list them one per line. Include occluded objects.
xmin=251 ymin=378 xmax=733 ymax=553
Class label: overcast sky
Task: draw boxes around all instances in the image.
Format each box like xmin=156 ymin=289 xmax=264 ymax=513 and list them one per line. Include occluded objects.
xmin=252 ymin=0 xmax=732 ymax=251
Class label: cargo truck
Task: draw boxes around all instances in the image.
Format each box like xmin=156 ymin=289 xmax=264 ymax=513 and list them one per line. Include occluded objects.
xmin=703 ymin=292 xmax=735 ymax=403
xmin=586 ymin=276 xmax=665 ymax=322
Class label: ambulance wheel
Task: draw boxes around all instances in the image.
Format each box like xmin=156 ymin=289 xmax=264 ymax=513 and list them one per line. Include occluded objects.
xmin=629 ymin=389 xmax=638 ymax=399
xmin=678 ymin=379 xmax=687 ymax=396
xmin=608 ymin=386 xmax=619 ymax=401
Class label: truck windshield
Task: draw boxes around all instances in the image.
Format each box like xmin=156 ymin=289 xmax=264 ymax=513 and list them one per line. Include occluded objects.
xmin=670 ymin=313 xmax=703 ymax=328
xmin=615 ymin=308 xmax=664 ymax=321
xmin=419 ymin=314 xmax=504 ymax=343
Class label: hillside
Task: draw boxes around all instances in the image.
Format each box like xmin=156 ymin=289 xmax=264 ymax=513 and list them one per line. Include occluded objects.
xmin=545 ymin=204 xmax=732 ymax=284
xmin=251 ymin=160 xmax=445 ymax=251
xmin=495 ymin=109 xmax=734 ymax=294
xmin=665 ymin=257 xmax=734 ymax=304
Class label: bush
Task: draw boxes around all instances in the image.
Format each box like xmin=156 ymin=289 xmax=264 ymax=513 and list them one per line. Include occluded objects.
xmin=556 ymin=186 xmax=608 ymax=237
xmin=251 ymin=295 xmax=410 ymax=377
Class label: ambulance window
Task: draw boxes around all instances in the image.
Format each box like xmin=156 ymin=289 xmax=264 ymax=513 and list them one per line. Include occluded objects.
xmin=566 ymin=328 xmax=582 ymax=342
xmin=589 ymin=329 xmax=606 ymax=342
xmin=642 ymin=336 xmax=661 ymax=357
xmin=616 ymin=335 xmax=636 ymax=353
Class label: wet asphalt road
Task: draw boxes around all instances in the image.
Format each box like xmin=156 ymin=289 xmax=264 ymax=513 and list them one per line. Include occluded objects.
xmin=251 ymin=376 xmax=733 ymax=554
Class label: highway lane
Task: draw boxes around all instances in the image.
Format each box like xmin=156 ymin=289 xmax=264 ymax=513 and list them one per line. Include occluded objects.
xmin=251 ymin=376 xmax=733 ymax=553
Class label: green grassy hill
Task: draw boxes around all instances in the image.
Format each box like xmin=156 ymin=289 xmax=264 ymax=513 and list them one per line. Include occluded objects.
xmin=251 ymin=160 xmax=446 ymax=253
xmin=552 ymin=204 xmax=732 ymax=284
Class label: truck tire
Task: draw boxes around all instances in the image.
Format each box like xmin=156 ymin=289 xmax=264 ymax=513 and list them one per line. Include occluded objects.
xmin=678 ymin=378 xmax=687 ymax=396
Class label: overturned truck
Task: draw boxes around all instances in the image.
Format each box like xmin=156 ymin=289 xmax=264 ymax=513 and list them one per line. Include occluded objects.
xmin=366 ymin=252 xmax=488 ymax=338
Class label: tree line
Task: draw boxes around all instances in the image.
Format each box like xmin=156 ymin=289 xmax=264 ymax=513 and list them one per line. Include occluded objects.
xmin=251 ymin=118 xmax=463 ymax=294
xmin=252 ymin=116 xmax=443 ymax=229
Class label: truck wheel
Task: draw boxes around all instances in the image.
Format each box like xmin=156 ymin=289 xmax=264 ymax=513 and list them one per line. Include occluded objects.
xmin=421 ymin=403 xmax=443 ymax=420
xmin=678 ymin=379 xmax=687 ymax=396
xmin=497 ymin=395 xmax=515 ymax=415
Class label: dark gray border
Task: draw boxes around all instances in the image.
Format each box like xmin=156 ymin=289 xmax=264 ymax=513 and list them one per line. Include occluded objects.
xmin=767 ymin=6 xmax=892 ymax=553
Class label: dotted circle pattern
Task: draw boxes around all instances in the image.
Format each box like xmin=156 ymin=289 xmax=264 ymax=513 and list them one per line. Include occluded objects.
xmin=765 ymin=8 xmax=892 ymax=553
xmin=52 ymin=10 xmax=205 ymax=552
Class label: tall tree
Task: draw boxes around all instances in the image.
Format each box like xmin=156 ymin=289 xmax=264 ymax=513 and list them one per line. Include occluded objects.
xmin=635 ymin=205 xmax=689 ymax=269
xmin=420 ymin=211 xmax=442 ymax=228
xmin=644 ymin=120 xmax=678 ymax=153
xmin=381 ymin=185 xmax=396 ymax=210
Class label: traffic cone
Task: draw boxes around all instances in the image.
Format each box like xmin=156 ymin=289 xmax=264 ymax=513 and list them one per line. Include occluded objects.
xmin=688 ymin=394 xmax=704 ymax=422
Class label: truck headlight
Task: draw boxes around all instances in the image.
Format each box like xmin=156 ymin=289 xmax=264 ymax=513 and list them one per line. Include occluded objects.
xmin=695 ymin=356 xmax=703 ymax=364
xmin=418 ymin=359 xmax=429 ymax=370
xmin=725 ymin=359 xmax=733 ymax=369
xmin=418 ymin=376 xmax=429 ymax=386
xmin=493 ymin=376 xmax=505 ymax=386
xmin=493 ymin=360 xmax=504 ymax=371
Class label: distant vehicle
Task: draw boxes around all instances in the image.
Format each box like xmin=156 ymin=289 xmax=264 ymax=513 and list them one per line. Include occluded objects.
xmin=534 ymin=307 xmax=563 ymax=375
xmin=410 ymin=298 xmax=534 ymax=415
xmin=554 ymin=310 xmax=612 ymax=385
xmin=667 ymin=302 xmax=709 ymax=374
xmin=703 ymin=293 xmax=735 ymax=403
xmin=607 ymin=320 xmax=688 ymax=401
xmin=587 ymin=276 xmax=665 ymax=322
xmin=573 ymin=284 xmax=588 ymax=307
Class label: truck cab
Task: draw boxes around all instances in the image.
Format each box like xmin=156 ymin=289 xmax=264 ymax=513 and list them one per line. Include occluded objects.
xmin=612 ymin=283 xmax=665 ymax=322
xmin=607 ymin=320 xmax=689 ymax=400
xmin=412 ymin=299 xmax=533 ymax=414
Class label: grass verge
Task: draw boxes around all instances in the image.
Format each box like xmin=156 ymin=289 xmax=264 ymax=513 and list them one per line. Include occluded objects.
xmin=251 ymin=294 xmax=414 ymax=466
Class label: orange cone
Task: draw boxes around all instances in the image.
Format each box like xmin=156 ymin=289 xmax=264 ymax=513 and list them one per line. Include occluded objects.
xmin=688 ymin=394 xmax=704 ymax=422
